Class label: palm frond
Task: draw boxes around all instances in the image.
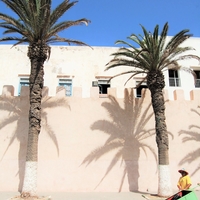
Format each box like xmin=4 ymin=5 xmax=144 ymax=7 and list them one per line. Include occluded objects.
xmin=48 ymin=19 xmax=90 ymax=39
xmin=1 ymin=0 xmax=29 ymax=24
xmin=115 ymin=39 xmax=135 ymax=49
xmin=128 ymin=33 xmax=146 ymax=49
xmin=106 ymin=70 xmax=145 ymax=86
xmin=157 ymin=22 xmax=168 ymax=52
xmin=124 ymin=73 xmax=146 ymax=86
xmin=46 ymin=36 xmax=90 ymax=47
xmin=0 ymin=24 xmax=26 ymax=36
xmin=106 ymin=21 xmax=200 ymax=86
xmin=133 ymin=76 xmax=147 ymax=89
xmin=140 ymin=24 xmax=152 ymax=52
xmin=50 ymin=0 xmax=77 ymax=27
xmin=0 ymin=36 xmax=27 ymax=43
xmin=106 ymin=58 xmax=142 ymax=71
xmin=0 ymin=13 xmax=26 ymax=31
xmin=0 ymin=0 xmax=90 ymax=47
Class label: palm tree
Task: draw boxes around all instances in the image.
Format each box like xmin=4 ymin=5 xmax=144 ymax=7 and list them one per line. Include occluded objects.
xmin=0 ymin=93 xmax=69 ymax=192
xmin=105 ymin=22 xmax=200 ymax=196
xmin=0 ymin=0 xmax=90 ymax=197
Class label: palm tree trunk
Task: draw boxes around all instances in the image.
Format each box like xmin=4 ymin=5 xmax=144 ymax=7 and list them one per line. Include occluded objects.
xmin=21 ymin=43 xmax=48 ymax=197
xmin=147 ymin=71 xmax=172 ymax=197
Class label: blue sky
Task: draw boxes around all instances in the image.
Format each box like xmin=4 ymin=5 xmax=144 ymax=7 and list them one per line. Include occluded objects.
xmin=0 ymin=0 xmax=200 ymax=47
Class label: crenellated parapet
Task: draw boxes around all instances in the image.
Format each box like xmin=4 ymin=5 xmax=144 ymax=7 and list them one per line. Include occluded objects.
xmin=1 ymin=85 xmax=200 ymax=102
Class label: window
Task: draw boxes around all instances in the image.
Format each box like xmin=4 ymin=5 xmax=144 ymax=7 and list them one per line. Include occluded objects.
xmin=168 ymin=70 xmax=180 ymax=87
xmin=136 ymin=84 xmax=148 ymax=98
xmin=194 ymin=70 xmax=200 ymax=88
xmin=92 ymin=80 xmax=110 ymax=94
xmin=18 ymin=77 xmax=29 ymax=96
xmin=58 ymin=79 xmax=72 ymax=96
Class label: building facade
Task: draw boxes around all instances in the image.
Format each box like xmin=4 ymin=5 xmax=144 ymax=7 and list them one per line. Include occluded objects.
xmin=0 ymin=37 xmax=200 ymax=193
xmin=0 ymin=36 xmax=200 ymax=100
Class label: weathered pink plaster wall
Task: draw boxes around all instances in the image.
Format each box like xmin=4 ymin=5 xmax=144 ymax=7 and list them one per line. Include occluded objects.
xmin=0 ymin=86 xmax=200 ymax=193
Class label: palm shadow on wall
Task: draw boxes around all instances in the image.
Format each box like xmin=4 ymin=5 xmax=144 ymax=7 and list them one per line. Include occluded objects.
xmin=0 ymin=89 xmax=69 ymax=192
xmin=178 ymin=106 xmax=200 ymax=176
xmin=82 ymin=88 xmax=157 ymax=192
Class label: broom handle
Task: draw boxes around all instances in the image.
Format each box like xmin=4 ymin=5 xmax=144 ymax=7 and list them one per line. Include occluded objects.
xmin=190 ymin=184 xmax=200 ymax=190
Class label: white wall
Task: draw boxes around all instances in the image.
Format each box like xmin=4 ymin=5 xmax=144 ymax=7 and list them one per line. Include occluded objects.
xmin=0 ymin=37 xmax=200 ymax=99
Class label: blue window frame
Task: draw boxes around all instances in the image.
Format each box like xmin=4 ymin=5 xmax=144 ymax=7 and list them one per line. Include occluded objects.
xmin=58 ymin=79 xmax=72 ymax=96
xmin=18 ymin=77 xmax=29 ymax=96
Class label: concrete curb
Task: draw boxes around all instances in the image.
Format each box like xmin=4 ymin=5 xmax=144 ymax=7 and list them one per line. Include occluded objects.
xmin=2 ymin=190 xmax=200 ymax=200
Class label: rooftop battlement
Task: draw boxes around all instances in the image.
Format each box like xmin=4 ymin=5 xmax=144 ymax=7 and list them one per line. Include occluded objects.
xmin=2 ymin=85 xmax=200 ymax=102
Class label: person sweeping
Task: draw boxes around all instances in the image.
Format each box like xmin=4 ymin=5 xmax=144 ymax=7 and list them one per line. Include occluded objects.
xmin=177 ymin=169 xmax=192 ymax=191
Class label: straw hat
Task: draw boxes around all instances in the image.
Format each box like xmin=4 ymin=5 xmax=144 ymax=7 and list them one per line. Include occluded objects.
xmin=178 ymin=168 xmax=188 ymax=175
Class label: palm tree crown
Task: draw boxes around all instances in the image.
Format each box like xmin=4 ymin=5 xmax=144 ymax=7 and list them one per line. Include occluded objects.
xmin=0 ymin=0 xmax=90 ymax=47
xmin=106 ymin=22 xmax=199 ymax=87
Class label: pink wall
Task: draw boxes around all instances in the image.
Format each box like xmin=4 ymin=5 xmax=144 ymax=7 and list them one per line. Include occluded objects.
xmin=0 ymin=86 xmax=200 ymax=193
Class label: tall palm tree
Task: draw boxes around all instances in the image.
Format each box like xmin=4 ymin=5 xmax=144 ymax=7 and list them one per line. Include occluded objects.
xmin=106 ymin=22 xmax=200 ymax=197
xmin=0 ymin=0 xmax=90 ymax=197
xmin=0 ymin=94 xmax=68 ymax=191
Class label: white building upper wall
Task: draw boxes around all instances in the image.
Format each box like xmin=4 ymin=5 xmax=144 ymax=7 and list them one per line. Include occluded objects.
xmin=0 ymin=36 xmax=200 ymax=99
xmin=164 ymin=37 xmax=200 ymax=99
